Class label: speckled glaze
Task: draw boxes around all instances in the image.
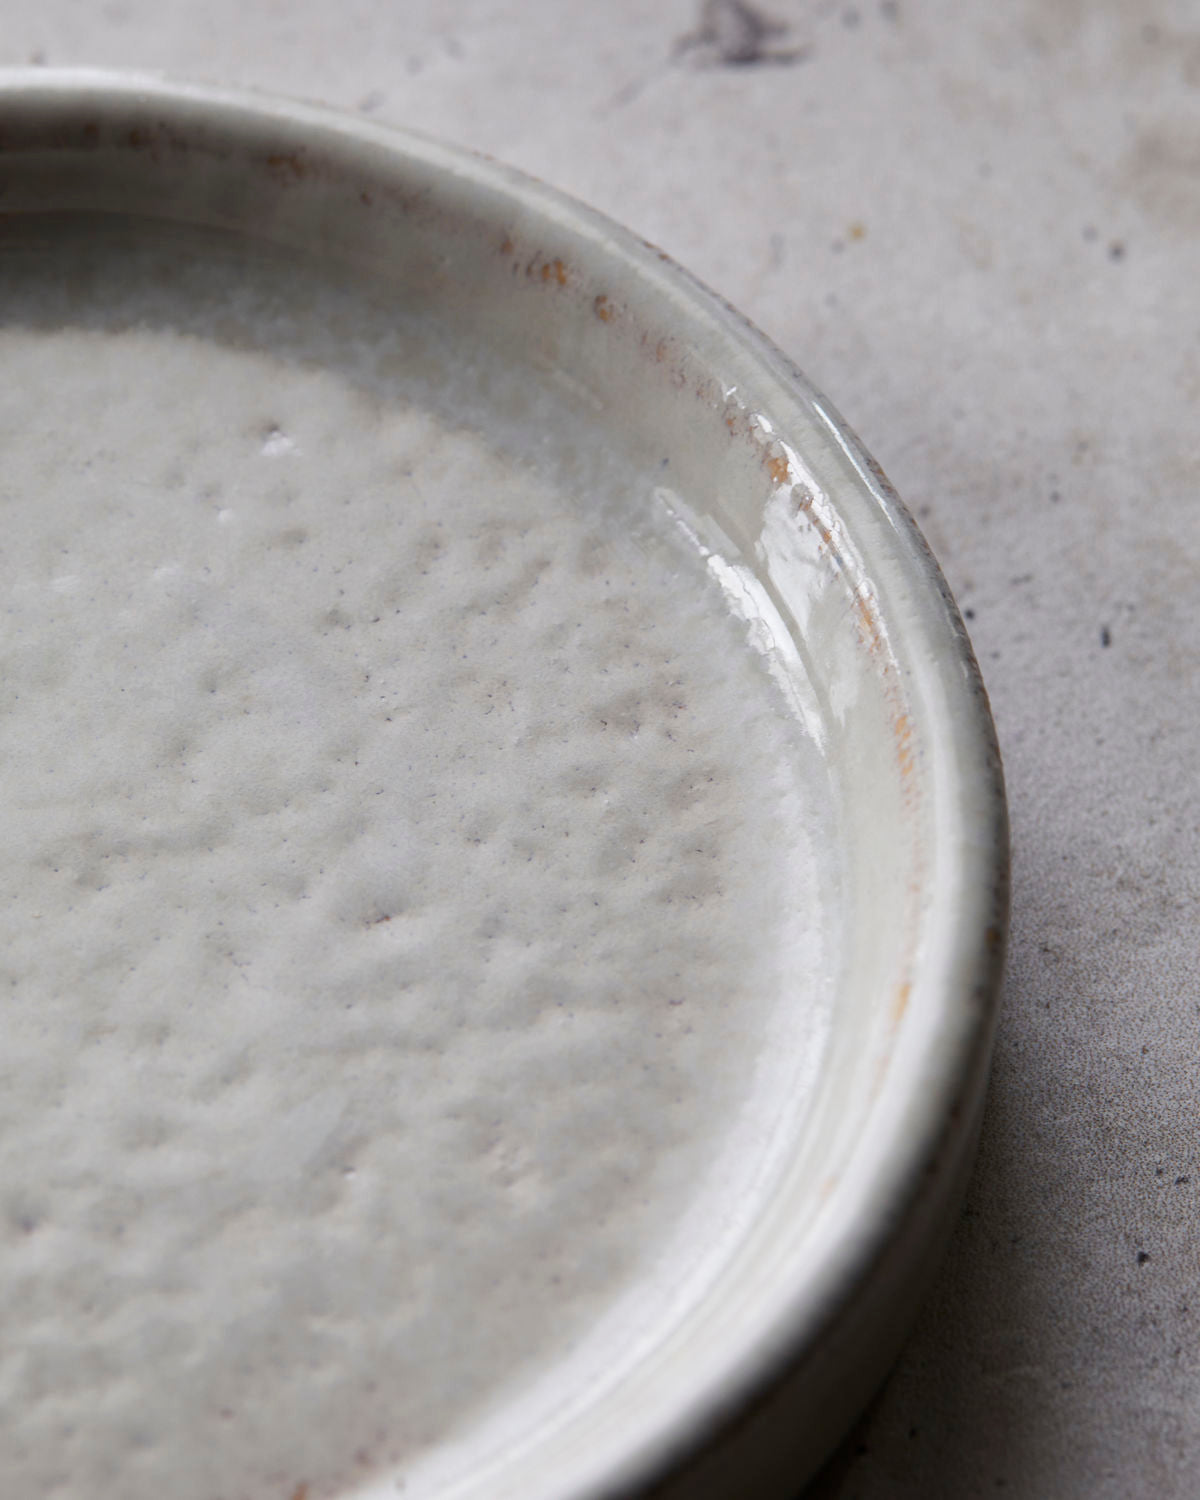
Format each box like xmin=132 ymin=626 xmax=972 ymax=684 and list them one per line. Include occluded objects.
xmin=0 ymin=72 xmax=1008 ymax=1500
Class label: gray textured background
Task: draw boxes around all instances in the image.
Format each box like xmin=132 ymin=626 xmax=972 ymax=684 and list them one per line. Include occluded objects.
xmin=5 ymin=2 xmax=1198 ymax=1494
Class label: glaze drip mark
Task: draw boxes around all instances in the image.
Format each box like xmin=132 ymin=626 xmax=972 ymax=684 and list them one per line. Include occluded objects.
xmin=673 ymin=0 xmax=808 ymax=68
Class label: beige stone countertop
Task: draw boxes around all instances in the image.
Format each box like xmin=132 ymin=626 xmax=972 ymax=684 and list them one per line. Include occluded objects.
xmin=4 ymin=2 xmax=1197 ymax=1494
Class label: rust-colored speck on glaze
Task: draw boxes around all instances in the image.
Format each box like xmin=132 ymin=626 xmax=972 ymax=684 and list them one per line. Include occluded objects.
xmin=117 ymin=118 xmax=208 ymax=164
xmin=593 ymin=293 xmax=613 ymax=322
xmin=861 ymin=448 xmax=899 ymax=501
xmin=523 ymin=253 xmax=568 ymax=287
xmin=890 ymin=981 xmax=912 ymax=1025
xmin=766 ymin=454 xmax=791 ymax=486
xmin=638 ymin=236 xmax=675 ymax=267
xmin=851 ymin=591 xmax=885 ymax=659
xmin=266 ymin=150 xmax=307 ymax=182
xmin=290 ymin=1484 xmax=309 ymax=1500
xmin=499 ymin=235 xmax=515 ymax=256
xmin=893 ymin=712 xmax=916 ymax=781
xmin=789 ymin=486 xmax=838 ymax=565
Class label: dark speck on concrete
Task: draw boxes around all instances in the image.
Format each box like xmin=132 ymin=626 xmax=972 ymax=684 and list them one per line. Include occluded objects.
xmin=964 ymin=607 xmax=976 ymax=620
xmin=1100 ymin=625 xmax=1112 ymax=647
xmin=1177 ymin=1175 xmax=1190 ymax=1185
xmin=1138 ymin=1250 xmax=1151 ymax=1265
xmin=1109 ymin=240 xmax=1126 ymax=261
xmin=674 ymin=0 xmax=807 ymax=68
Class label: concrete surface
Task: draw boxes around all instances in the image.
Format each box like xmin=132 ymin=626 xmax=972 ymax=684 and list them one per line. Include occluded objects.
xmin=4 ymin=1 xmax=1198 ymax=1494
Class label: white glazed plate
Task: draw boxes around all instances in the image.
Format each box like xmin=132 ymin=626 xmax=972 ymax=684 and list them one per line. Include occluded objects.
xmin=0 ymin=73 xmax=1007 ymax=1500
